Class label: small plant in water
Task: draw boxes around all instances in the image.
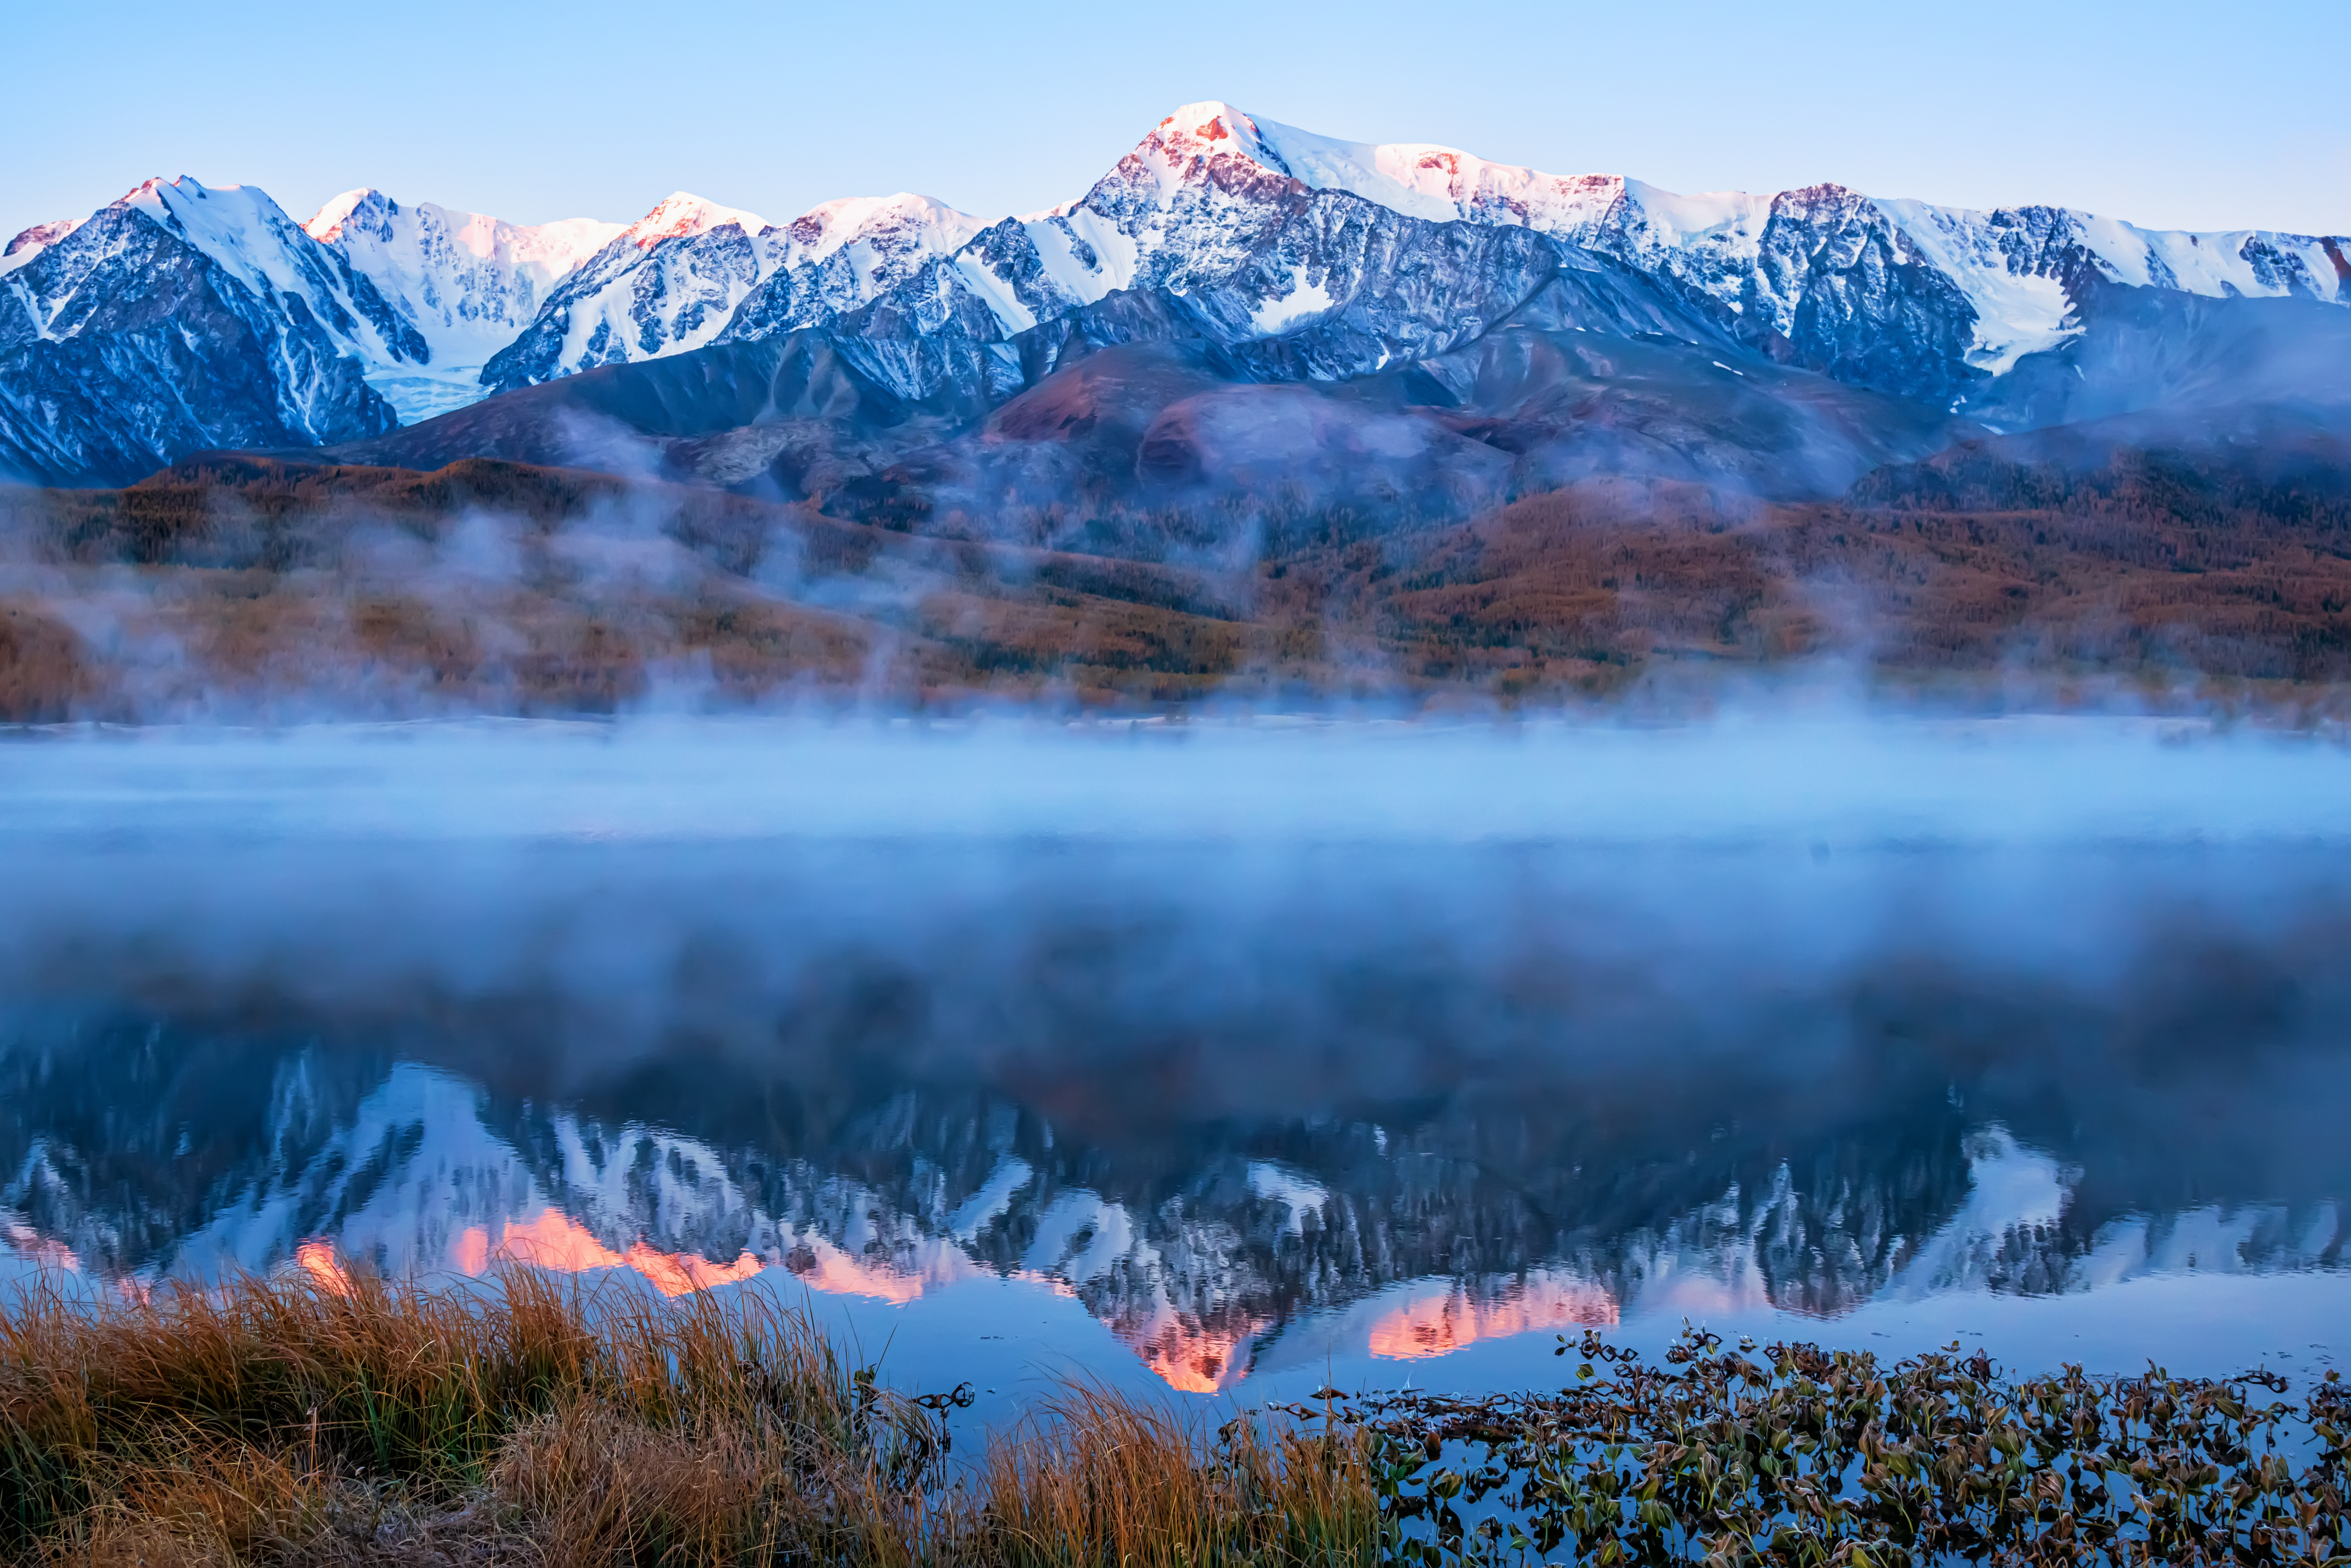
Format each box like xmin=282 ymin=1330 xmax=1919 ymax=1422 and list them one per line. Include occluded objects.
xmin=1295 ymin=1324 xmax=2351 ymax=1566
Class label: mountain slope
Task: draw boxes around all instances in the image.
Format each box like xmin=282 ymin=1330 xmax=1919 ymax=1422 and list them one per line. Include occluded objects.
xmin=0 ymin=185 xmax=403 ymax=486
xmin=316 ymin=256 xmax=1960 ymax=532
xmin=305 ymin=189 xmax=625 ymax=420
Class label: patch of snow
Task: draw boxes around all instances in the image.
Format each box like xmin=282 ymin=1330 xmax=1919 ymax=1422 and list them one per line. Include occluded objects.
xmin=949 ymin=253 xmax=1040 ymax=332
xmin=1022 ymin=1191 xmax=1140 ymax=1284
xmin=1888 ymin=1127 xmax=2071 ymax=1299
xmin=1249 ymin=263 xmax=1337 ymax=333
xmin=1247 ymin=1161 xmax=1329 ymax=1234
xmin=948 ymin=1157 xmax=1035 ymax=1242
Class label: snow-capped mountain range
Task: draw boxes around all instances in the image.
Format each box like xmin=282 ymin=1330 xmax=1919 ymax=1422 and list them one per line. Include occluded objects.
xmin=3 ymin=99 xmax=2346 ymax=486
xmin=476 ymin=189 xmax=986 ymax=397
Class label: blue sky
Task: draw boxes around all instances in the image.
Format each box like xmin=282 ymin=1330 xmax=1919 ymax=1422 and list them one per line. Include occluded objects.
xmin=9 ymin=0 xmax=2346 ymax=243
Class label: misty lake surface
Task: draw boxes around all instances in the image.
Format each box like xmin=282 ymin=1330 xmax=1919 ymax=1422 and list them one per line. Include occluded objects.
xmin=3 ymin=717 xmax=2348 ymax=1417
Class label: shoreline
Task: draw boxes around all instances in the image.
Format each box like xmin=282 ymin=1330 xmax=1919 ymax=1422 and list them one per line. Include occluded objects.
xmin=5 ymin=1272 xmax=2344 ymax=1565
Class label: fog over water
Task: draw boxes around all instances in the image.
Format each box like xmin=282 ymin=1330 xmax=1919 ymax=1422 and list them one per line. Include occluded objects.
xmin=2 ymin=717 xmax=2348 ymax=1410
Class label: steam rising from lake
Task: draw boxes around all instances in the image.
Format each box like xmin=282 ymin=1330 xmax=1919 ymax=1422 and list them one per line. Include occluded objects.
xmin=3 ymin=716 xmax=2348 ymax=1391
xmin=3 ymin=714 xmax=2348 ymax=845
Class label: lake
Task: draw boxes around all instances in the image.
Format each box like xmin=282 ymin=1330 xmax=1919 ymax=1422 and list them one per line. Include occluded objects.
xmin=2 ymin=717 xmax=2346 ymax=1418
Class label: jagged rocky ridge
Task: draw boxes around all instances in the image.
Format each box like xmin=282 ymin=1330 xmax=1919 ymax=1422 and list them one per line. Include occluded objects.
xmin=3 ymin=101 xmax=2346 ymax=489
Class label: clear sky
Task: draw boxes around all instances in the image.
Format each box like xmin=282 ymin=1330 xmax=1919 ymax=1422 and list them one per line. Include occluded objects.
xmin=9 ymin=0 xmax=2346 ymax=245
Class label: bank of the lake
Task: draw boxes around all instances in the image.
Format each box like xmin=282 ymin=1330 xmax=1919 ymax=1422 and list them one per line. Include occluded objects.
xmin=4 ymin=1272 xmax=2344 ymax=1566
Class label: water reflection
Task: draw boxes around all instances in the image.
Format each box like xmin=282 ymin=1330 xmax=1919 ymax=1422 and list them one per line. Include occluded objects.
xmin=2 ymin=831 xmax=2346 ymax=1392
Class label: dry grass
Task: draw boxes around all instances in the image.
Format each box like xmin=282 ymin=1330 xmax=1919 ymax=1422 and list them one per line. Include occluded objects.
xmin=1 ymin=1271 xmax=1378 ymax=1567
xmin=962 ymin=1387 xmax=1376 ymax=1568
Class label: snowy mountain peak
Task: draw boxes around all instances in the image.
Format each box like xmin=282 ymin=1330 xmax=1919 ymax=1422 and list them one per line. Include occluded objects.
xmin=63 ymin=175 xmax=431 ymax=383
xmin=304 ymin=187 xmax=382 ymax=243
xmin=782 ymin=192 xmax=985 ymax=263
xmin=1120 ymin=105 xmax=1632 ymax=237
xmin=104 ymin=177 xmax=366 ymax=317
xmin=110 ymin=175 xmax=179 ymax=214
xmin=113 ymin=177 xmax=334 ymax=260
xmin=1146 ymin=100 xmax=1284 ymax=168
xmin=625 ymin=191 xmax=768 ymax=247
xmin=3 ymin=218 xmax=80 ymax=258
xmin=0 ymin=219 xmax=81 ymax=279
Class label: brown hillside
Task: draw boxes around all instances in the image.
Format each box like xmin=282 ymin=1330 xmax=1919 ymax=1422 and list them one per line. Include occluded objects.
xmin=2 ymin=449 xmax=2348 ymax=717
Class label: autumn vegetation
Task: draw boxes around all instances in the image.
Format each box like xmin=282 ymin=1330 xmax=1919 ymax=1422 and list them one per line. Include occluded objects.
xmin=0 ymin=1270 xmax=1374 ymax=1567
xmin=1 ymin=441 xmax=2348 ymax=722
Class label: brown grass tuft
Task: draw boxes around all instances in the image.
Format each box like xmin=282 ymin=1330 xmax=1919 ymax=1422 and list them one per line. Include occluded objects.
xmin=1 ymin=1270 xmax=1374 ymax=1566
xmin=963 ymin=1386 xmax=1376 ymax=1568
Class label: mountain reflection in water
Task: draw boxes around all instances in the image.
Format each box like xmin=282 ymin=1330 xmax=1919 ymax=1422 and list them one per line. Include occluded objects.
xmin=3 ymin=816 xmax=2346 ymax=1396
